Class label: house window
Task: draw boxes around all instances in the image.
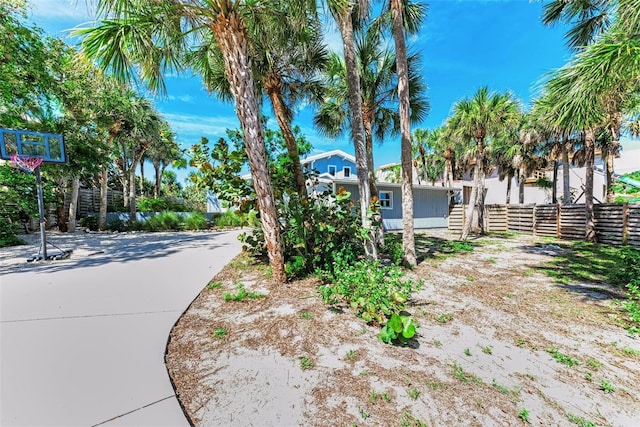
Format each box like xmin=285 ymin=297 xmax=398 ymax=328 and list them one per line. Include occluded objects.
xmin=328 ymin=165 xmax=336 ymax=176
xmin=379 ymin=191 xmax=392 ymax=209
xmin=343 ymin=167 xmax=351 ymax=177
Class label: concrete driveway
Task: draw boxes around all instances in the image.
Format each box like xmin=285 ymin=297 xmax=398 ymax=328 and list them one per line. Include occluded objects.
xmin=1 ymin=230 xmax=243 ymax=426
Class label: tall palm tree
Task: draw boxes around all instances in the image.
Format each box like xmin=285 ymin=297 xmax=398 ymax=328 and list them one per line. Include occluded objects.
xmin=191 ymin=8 xmax=327 ymax=197
xmin=314 ymin=26 xmax=428 ymax=196
xmin=544 ymin=65 xmax=605 ymax=242
xmin=449 ymin=87 xmax=521 ymax=240
xmin=386 ymin=0 xmax=427 ymax=266
xmin=77 ymin=0 xmax=297 ymax=283
xmin=325 ymin=0 xmax=377 ymax=259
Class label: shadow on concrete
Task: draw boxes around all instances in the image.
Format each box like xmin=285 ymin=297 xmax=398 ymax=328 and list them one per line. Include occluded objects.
xmin=0 ymin=231 xmax=238 ymax=276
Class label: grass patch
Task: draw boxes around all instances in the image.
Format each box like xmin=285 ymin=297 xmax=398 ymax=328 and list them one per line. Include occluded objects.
xmin=299 ymin=311 xmax=313 ymax=320
xmin=567 ymin=414 xmax=596 ymax=427
xmin=547 ymin=347 xmax=580 ymax=367
xmin=206 ymin=281 xmax=223 ymax=290
xmin=518 ymin=408 xmax=530 ymax=423
xmin=436 ymin=313 xmax=453 ymax=324
xmin=452 ymin=362 xmax=483 ymax=385
xmin=212 ymin=327 xmax=228 ymax=339
xmin=482 ymin=346 xmax=493 ymax=355
xmin=299 ymin=356 xmax=313 ymax=370
xmin=223 ymin=284 xmax=266 ymax=302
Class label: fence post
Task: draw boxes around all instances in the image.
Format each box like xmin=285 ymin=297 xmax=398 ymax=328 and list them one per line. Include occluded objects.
xmin=622 ymin=203 xmax=629 ymax=245
xmin=532 ymin=205 xmax=537 ymax=236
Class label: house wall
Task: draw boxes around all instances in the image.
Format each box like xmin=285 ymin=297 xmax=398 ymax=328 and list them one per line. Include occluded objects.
xmin=306 ymin=154 xmax=356 ymax=178
xmin=339 ymin=183 xmax=449 ymax=230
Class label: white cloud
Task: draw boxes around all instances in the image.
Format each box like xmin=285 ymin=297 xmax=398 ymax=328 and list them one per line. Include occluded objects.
xmin=162 ymin=112 xmax=239 ymax=143
xmin=167 ymin=95 xmax=195 ymax=104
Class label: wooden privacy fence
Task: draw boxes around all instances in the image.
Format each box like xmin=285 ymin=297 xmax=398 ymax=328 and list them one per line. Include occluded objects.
xmin=448 ymin=203 xmax=640 ymax=247
xmin=63 ymin=188 xmax=124 ymax=217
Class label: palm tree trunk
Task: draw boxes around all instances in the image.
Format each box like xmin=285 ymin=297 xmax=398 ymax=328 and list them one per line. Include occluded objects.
xmin=129 ymin=160 xmax=138 ymax=222
xmin=462 ymin=141 xmax=485 ymax=239
xmin=518 ymin=169 xmax=525 ymax=204
xmin=445 ymin=148 xmax=455 ymax=205
xmin=153 ymin=159 xmax=161 ymax=198
xmin=264 ymin=75 xmax=307 ymax=197
xmin=67 ymin=177 xmax=80 ymax=232
xmin=140 ymin=158 xmax=145 ymax=196
xmin=562 ymin=142 xmax=571 ymax=205
xmin=363 ymin=113 xmax=384 ymax=248
xmin=505 ymin=173 xmax=512 ymax=204
xmin=584 ymin=128 xmax=596 ymax=242
xmin=391 ymin=0 xmax=415 ymax=266
xmin=552 ymin=160 xmax=558 ymax=204
xmin=210 ymin=11 xmax=286 ymax=283
xmin=335 ymin=11 xmax=376 ymax=259
xmin=99 ymin=167 xmax=108 ymax=230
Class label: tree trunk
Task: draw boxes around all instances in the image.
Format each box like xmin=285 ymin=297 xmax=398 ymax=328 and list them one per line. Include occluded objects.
xmin=153 ymin=159 xmax=161 ymax=198
xmin=210 ymin=11 xmax=286 ymax=283
xmin=140 ymin=158 xmax=145 ymax=196
xmin=552 ymin=160 xmax=558 ymax=204
xmin=57 ymin=178 xmax=69 ymax=232
xmin=335 ymin=11 xmax=376 ymax=259
xmin=461 ymin=141 xmax=485 ymax=239
xmin=129 ymin=160 xmax=138 ymax=223
xmin=562 ymin=142 xmax=571 ymax=205
xmin=584 ymin=128 xmax=596 ymax=242
xmin=363 ymin=108 xmax=384 ymax=248
xmin=391 ymin=0 xmax=415 ymax=266
xmin=505 ymin=173 xmax=512 ymax=204
xmin=605 ymin=150 xmax=615 ymax=203
xmin=518 ymin=169 xmax=525 ymax=204
xmin=67 ymin=177 xmax=80 ymax=232
xmin=445 ymin=147 xmax=455 ymax=205
xmin=99 ymin=167 xmax=108 ymax=230
xmin=264 ymin=74 xmax=307 ymax=197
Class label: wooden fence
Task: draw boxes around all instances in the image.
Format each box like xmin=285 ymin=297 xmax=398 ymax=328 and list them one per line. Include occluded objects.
xmin=448 ymin=203 xmax=640 ymax=247
xmin=63 ymin=188 xmax=124 ymax=217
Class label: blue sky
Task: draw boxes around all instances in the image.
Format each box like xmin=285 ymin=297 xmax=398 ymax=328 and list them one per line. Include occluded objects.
xmin=26 ymin=0 xmax=589 ymax=175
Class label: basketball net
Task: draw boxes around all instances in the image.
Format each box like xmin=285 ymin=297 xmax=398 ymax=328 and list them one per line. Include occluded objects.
xmin=10 ymin=154 xmax=44 ymax=173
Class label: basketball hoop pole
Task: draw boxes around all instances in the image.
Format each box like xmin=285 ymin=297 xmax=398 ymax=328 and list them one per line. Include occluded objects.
xmin=34 ymin=165 xmax=48 ymax=260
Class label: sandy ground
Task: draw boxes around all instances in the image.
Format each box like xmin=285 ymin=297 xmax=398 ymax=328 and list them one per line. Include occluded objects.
xmin=166 ymin=231 xmax=640 ymax=427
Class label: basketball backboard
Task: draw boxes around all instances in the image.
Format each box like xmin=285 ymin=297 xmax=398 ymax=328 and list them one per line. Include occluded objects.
xmin=0 ymin=128 xmax=66 ymax=163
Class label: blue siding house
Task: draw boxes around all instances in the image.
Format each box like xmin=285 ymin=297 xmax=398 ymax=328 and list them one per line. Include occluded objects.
xmin=303 ymin=150 xmax=453 ymax=230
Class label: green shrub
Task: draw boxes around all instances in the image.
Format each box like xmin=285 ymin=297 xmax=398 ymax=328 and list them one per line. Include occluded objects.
xmin=215 ymin=210 xmax=247 ymax=227
xmin=144 ymin=212 xmax=183 ymax=231
xmin=107 ymin=218 xmax=130 ymax=232
xmin=137 ymin=197 xmax=186 ymax=212
xmin=241 ymin=189 xmax=366 ymax=279
xmin=183 ymin=212 xmax=210 ymax=230
xmin=79 ymin=215 xmax=99 ymax=231
xmin=319 ymin=259 xmax=422 ymax=325
xmin=0 ymin=221 xmax=25 ymax=247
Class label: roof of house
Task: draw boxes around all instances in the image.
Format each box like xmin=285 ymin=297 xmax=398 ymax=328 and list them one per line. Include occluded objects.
xmin=302 ymin=149 xmax=356 ymax=164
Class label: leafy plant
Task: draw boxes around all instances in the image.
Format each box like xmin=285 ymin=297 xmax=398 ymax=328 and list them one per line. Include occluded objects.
xmin=319 ymin=259 xmax=421 ymax=326
xmin=299 ymin=356 xmax=313 ymax=370
xmin=79 ymin=215 xmax=99 ymax=231
xmin=223 ymin=284 xmax=266 ymax=302
xmin=452 ymin=363 xmax=482 ymax=385
xmin=144 ymin=211 xmax=182 ymax=231
xmin=407 ymin=388 xmax=420 ymax=400
xmin=518 ymin=408 xmax=530 ymax=423
xmin=212 ymin=327 xmax=228 ymax=339
xmin=400 ymin=410 xmax=427 ymax=427
xmin=345 ymin=349 xmax=358 ymax=360
xmin=436 ymin=313 xmax=453 ymax=324
xmin=299 ymin=311 xmax=313 ymax=320
xmin=600 ymin=379 xmax=614 ymax=393
xmin=482 ymin=346 xmax=493 ymax=355
xmin=378 ymin=313 xmax=418 ymax=345
xmin=464 ymin=348 xmax=472 ymax=356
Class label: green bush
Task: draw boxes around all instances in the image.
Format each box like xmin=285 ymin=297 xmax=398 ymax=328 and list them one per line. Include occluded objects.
xmin=215 ymin=210 xmax=247 ymax=227
xmin=79 ymin=215 xmax=99 ymax=231
xmin=183 ymin=212 xmax=210 ymax=230
xmin=319 ymin=259 xmax=422 ymax=326
xmin=107 ymin=218 xmax=131 ymax=232
xmin=0 ymin=221 xmax=25 ymax=247
xmin=137 ymin=197 xmax=186 ymax=212
xmin=241 ymin=189 xmax=366 ymax=279
xmin=144 ymin=212 xmax=183 ymax=231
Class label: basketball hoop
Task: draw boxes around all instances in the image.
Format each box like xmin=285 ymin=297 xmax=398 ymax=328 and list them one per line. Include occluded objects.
xmin=10 ymin=154 xmax=44 ymax=174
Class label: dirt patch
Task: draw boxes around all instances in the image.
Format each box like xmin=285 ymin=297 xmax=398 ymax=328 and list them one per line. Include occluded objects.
xmin=166 ymin=232 xmax=640 ymax=426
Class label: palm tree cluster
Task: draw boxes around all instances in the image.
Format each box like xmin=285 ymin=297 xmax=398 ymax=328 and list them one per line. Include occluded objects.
xmin=0 ymin=3 xmax=181 ymax=234
xmin=408 ymin=0 xmax=640 ymax=242
xmin=76 ymin=0 xmax=430 ymax=281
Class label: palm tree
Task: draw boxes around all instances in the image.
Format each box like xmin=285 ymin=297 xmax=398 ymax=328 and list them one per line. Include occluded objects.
xmin=325 ymin=0 xmax=376 ymax=259
xmin=146 ymin=125 xmax=182 ymax=198
xmin=78 ymin=0 xmax=295 ymax=283
xmin=385 ymin=0 xmax=427 ymax=266
xmin=449 ymin=87 xmax=521 ymax=240
xmin=541 ymin=0 xmax=614 ymax=49
xmin=544 ymin=65 xmax=606 ymax=242
xmin=314 ymin=26 xmax=428 ymax=197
